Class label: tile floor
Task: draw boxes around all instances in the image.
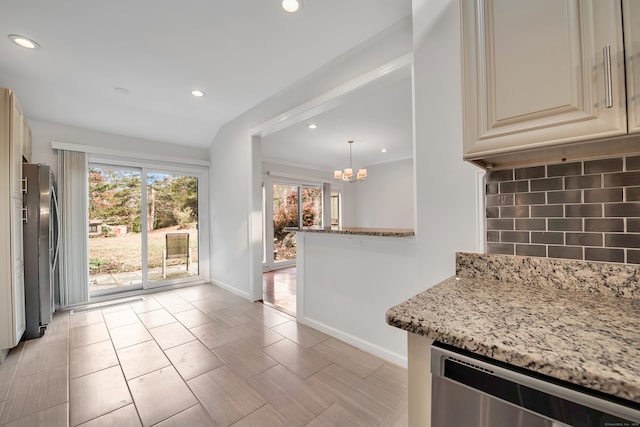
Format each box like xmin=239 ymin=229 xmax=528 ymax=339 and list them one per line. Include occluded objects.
xmin=0 ymin=283 xmax=408 ymax=426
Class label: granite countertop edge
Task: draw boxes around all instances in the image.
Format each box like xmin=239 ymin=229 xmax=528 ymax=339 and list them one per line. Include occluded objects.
xmin=386 ymin=273 xmax=640 ymax=404
xmin=285 ymin=227 xmax=415 ymax=237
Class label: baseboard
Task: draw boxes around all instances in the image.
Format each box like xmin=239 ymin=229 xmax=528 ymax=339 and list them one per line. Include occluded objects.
xmin=299 ymin=316 xmax=408 ymax=368
xmin=211 ymin=279 xmax=252 ymax=300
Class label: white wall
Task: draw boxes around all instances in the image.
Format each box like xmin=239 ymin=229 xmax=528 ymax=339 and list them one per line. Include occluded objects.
xmin=209 ymin=17 xmax=414 ymax=300
xmin=342 ymin=158 xmax=414 ymax=228
xmin=29 ymin=119 xmax=209 ymax=177
xmin=209 ymin=1 xmax=481 ymax=365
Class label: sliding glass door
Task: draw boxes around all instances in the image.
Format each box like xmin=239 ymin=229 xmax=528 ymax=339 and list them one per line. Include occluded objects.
xmin=88 ymin=162 xmax=202 ymax=296
xmin=269 ymin=183 xmax=323 ymax=266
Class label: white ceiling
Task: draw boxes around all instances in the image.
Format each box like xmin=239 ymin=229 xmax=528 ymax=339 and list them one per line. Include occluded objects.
xmin=0 ymin=0 xmax=412 ymax=149
xmin=261 ymin=65 xmax=413 ymax=172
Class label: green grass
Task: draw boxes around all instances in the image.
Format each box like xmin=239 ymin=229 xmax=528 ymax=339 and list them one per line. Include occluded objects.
xmin=89 ymin=224 xmax=198 ymax=275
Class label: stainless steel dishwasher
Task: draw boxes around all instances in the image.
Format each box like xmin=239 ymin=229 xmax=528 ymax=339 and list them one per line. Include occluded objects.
xmin=431 ymin=343 xmax=640 ymax=427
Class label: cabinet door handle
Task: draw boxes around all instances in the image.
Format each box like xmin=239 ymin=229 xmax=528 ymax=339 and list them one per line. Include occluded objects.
xmin=603 ymin=45 xmax=613 ymax=109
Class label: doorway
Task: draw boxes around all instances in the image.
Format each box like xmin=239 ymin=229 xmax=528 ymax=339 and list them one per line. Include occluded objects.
xmin=262 ymin=181 xmax=327 ymax=315
xmin=88 ymin=163 xmax=202 ymax=296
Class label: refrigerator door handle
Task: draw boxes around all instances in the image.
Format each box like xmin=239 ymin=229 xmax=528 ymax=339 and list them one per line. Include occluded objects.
xmin=51 ymin=185 xmax=61 ymax=269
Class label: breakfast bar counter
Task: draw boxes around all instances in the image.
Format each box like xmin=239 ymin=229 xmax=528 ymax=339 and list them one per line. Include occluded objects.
xmin=286 ymin=226 xmax=414 ymax=237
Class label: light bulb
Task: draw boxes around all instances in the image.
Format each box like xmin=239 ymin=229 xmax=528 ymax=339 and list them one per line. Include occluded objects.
xmin=282 ymin=0 xmax=300 ymax=13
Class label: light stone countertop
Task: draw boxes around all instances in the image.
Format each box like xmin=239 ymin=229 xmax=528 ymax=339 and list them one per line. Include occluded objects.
xmin=286 ymin=227 xmax=414 ymax=237
xmin=386 ymin=252 xmax=640 ymax=405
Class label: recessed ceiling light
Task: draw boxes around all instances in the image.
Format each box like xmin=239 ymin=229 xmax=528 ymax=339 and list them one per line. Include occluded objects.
xmin=114 ymin=87 xmax=130 ymax=95
xmin=308 ymin=123 xmax=317 ymax=129
xmin=282 ymin=0 xmax=302 ymax=13
xmin=191 ymin=90 xmax=205 ymax=97
xmin=8 ymin=34 xmax=40 ymax=49
xmin=381 ymin=148 xmax=388 ymax=153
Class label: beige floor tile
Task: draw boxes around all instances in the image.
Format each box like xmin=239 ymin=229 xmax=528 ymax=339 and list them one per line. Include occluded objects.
xmin=109 ymin=322 xmax=153 ymax=350
xmin=175 ymin=285 xmax=219 ymax=302
xmin=1 ymin=365 xmax=67 ymax=424
xmin=137 ymin=309 xmax=176 ymax=329
xmin=164 ymin=340 xmax=223 ymax=381
xmin=262 ymin=339 xmax=331 ymax=379
xmin=70 ymin=322 xmax=110 ymax=349
xmin=148 ymin=322 xmax=195 ymax=350
xmin=38 ymin=312 xmax=69 ymax=344
xmin=129 ymin=298 xmax=163 ymax=314
xmin=228 ymin=322 xmax=284 ymax=348
xmin=190 ymin=298 xmax=229 ymax=314
xmin=154 ymin=404 xmax=217 ymax=427
xmin=248 ymin=365 xmax=330 ymax=425
xmin=172 ymin=308 xmax=214 ymax=329
xmin=380 ymin=400 xmax=409 ymax=427
xmin=361 ymin=362 xmax=408 ymax=410
xmin=128 ymin=366 xmax=197 ymax=427
xmin=103 ymin=307 xmax=140 ymax=329
xmin=189 ymin=321 xmax=240 ymax=349
xmin=212 ymin=339 xmax=277 ymax=379
xmin=245 ymin=307 xmax=290 ymax=328
xmin=305 ymin=364 xmax=393 ymax=425
xmin=70 ymin=340 xmax=119 ymax=379
xmin=270 ymin=321 xmax=329 ymax=348
xmin=152 ymin=292 xmax=194 ymax=314
xmin=0 ymin=342 xmax=24 ymax=367
xmin=311 ymin=338 xmax=384 ymax=378
xmin=306 ymin=402 xmax=375 ymax=427
xmin=0 ymin=402 xmax=68 ymax=427
xmin=0 ymin=401 xmax=5 ymax=420
xmin=187 ymin=366 xmax=266 ymax=426
xmin=69 ymin=310 xmax=104 ymax=328
xmin=77 ymin=404 xmax=141 ymax=427
xmin=230 ymin=404 xmax=291 ymax=427
xmin=15 ymin=338 xmax=68 ymax=378
xmin=100 ymin=301 xmax=137 ymax=314
xmin=117 ymin=340 xmax=170 ymax=380
xmin=0 ymin=362 xmax=18 ymax=401
xmin=207 ymin=307 xmax=255 ymax=328
xmin=69 ymin=365 xmax=132 ymax=426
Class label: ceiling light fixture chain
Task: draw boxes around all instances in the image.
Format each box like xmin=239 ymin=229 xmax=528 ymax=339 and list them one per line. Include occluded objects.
xmin=333 ymin=140 xmax=367 ymax=183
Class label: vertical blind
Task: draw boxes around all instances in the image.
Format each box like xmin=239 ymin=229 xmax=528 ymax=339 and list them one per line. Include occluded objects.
xmin=57 ymin=150 xmax=89 ymax=307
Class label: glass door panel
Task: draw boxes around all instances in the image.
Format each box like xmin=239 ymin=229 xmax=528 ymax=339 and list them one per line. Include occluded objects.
xmin=273 ymin=184 xmax=299 ymax=263
xmin=147 ymin=172 xmax=199 ymax=285
xmin=88 ymin=166 xmax=142 ymax=293
xmin=301 ymin=186 xmax=322 ymax=228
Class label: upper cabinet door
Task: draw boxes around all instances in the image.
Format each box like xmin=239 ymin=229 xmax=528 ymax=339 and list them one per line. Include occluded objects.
xmin=624 ymin=0 xmax=640 ymax=134
xmin=9 ymin=95 xmax=24 ymax=199
xmin=461 ymin=0 xmax=627 ymax=165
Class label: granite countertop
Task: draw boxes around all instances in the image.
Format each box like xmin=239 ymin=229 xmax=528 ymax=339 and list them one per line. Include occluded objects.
xmin=286 ymin=227 xmax=414 ymax=237
xmin=386 ymin=252 xmax=640 ymax=405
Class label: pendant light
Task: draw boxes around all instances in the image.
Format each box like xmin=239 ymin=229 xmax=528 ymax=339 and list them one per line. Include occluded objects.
xmin=333 ymin=140 xmax=367 ymax=183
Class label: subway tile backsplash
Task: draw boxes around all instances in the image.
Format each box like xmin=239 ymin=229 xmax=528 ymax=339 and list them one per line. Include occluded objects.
xmin=486 ymin=155 xmax=640 ymax=264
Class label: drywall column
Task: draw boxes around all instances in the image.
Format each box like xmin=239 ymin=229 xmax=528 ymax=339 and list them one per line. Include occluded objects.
xmin=322 ymin=182 xmax=331 ymax=229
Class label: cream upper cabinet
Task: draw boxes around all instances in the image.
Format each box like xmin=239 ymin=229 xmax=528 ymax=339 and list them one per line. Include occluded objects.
xmin=625 ymin=0 xmax=640 ymax=134
xmin=0 ymin=88 xmax=26 ymax=351
xmin=461 ymin=0 xmax=629 ymax=168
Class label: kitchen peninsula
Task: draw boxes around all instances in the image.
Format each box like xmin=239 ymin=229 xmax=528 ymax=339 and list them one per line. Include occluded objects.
xmin=387 ymin=252 xmax=640 ymax=425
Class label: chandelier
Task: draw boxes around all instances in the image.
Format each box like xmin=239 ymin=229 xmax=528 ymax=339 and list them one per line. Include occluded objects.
xmin=333 ymin=140 xmax=367 ymax=182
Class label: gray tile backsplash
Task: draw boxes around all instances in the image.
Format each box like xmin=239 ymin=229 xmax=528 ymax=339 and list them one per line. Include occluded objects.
xmin=486 ymin=155 xmax=640 ymax=264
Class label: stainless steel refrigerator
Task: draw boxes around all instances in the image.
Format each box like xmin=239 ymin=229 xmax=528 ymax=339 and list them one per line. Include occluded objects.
xmin=22 ymin=163 xmax=59 ymax=339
